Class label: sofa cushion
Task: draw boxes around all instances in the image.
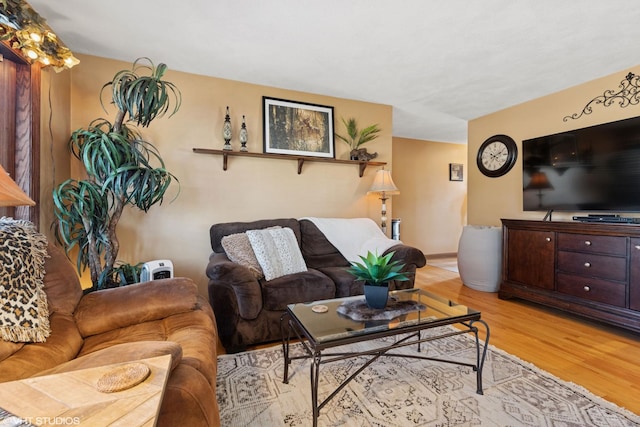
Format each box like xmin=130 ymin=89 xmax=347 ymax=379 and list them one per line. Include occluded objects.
xmin=43 ymin=243 xmax=83 ymax=316
xmin=75 ymin=278 xmax=200 ymax=338
xmin=221 ymin=226 xmax=283 ymax=279
xmin=0 ymin=218 xmax=50 ymax=343
xmin=221 ymin=232 xmax=265 ymax=279
xmin=247 ymin=227 xmax=307 ymax=281
xmin=210 ymin=218 xmax=301 ymax=253
xmin=315 ymin=266 xmax=362 ymax=297
xmin=0 ymin=312 xmax=83 ymax=382
xmin=34 ymin=341 xmax=183 ymax=377
xmin=299 ymin=219 xmax=350 ymax=268
xmin=261 ymin=269 xmax=335 ymax=311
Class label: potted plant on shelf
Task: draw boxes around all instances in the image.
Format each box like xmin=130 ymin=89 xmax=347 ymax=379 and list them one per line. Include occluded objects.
xmin=53 ymin=57 xmax=181 ymax=292
xmin=335 ymin=117 xmax=381 ymax=160
xmin=347 ymin=250 xmax=410 ymax=308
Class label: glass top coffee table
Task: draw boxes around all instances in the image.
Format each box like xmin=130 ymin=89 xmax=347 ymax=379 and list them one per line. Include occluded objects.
xmin=280 ymin=288 xmax=490 ymax=427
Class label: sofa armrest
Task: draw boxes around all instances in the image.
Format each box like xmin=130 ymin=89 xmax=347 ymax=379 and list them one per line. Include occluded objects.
xmin=74 ymin=277 xmax=200 ymax=338
xmin=384 ymin=244 xmax=427 ymax=269
xmin=206 ymin=253 xmax=263 ymax=320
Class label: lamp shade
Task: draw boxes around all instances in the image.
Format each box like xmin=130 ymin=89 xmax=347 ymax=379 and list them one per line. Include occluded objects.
xmin=524 ymin=171 xmax=554 ymax=190
xmin=0 ymin=164 xmax=35 ymax=207
xmin=368 ymin=169 xmax=400 ymax=195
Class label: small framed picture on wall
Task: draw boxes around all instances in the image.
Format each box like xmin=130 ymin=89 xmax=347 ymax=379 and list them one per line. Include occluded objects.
xmin=449 ymin=163 xmax=463 ymax=181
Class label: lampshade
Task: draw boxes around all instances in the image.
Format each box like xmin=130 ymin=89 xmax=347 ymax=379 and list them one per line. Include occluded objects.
xmin=524 ymin=171 xmax=554 ymax=190
xmin=368 ymin=169 xmax=400 ymax=195
xmin=0 ymin=164 xmax=35 ymax=207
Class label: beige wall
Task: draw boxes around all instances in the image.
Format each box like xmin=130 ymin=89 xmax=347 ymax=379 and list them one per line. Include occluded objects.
xmin=39 ymin=68 xmax=71 ymax=243
xmin=392 ymin=137 xmax=467 ymax=255
xmin=62 ymin=54 xmax=395 ymax=295
xmin=468 ymin=66 xmax=640 ymax=226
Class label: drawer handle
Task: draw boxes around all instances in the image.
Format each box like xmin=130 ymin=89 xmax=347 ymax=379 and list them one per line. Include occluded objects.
xmin=583 ymin=286 xmax=591 ymax=292
xmin=545 ymin=237 xmax=551 ymax=242
xmin=584 ymin=262 xmax=591 ymax=268
xmin=584 ymin=240 xmax=592 ymax=246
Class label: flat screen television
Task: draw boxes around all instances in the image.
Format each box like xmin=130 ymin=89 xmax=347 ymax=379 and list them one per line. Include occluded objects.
xmin=522 ymin=115 xmax=640 ymax=212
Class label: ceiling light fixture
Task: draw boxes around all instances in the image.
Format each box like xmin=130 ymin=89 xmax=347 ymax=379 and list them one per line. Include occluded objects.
xmin=0 ymin=0 xmax=79 ymax=71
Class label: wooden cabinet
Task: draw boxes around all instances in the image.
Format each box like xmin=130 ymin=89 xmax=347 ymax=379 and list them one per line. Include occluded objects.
xmin=630 ymin=238 xmax=640 ymax=311
xmin=505 ymin=229 xmax=555 ymax=290
xmin=500 ymin=219 xmax=640 ymax=334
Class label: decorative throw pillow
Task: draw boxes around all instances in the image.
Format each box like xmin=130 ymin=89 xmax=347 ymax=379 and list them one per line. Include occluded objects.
xmin=221 ymin=232 xmax=265 ymax=279
xmin=0 ymin=217 xmax=50 ymax=343
xmin=246 ymin=227 xmax=307 ymax=281
xmin=221 ymin=226 xmax=283 ymax=279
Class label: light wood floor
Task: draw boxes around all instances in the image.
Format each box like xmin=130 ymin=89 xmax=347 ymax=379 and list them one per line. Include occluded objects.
xmin=218 ymin=263 xmax=640 ymax=415
xmin=417 ymin=264 xmax=640 ymax=415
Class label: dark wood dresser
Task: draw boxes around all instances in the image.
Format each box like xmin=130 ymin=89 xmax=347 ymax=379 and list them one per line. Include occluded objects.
xmin=500 ymin=219 xmax=640 ymax=333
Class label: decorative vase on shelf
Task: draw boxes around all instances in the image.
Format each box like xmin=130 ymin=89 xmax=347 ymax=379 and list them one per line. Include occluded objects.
xmin=222 ymin=106 xmax=232 ymax=151
xmin=239 ymin=115 xmax=248 ymax=152
xmin=364 ymin=283 xmax=389 ymax=309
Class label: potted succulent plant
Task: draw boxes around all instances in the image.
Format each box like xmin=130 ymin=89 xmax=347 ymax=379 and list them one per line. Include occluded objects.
xmin=335 ymin=117 xmax=381 ymax=160
xmin=53 ymin=58 xmax=181 ymax=292
xmin=347 ymin=250 xmax=410 ymax=308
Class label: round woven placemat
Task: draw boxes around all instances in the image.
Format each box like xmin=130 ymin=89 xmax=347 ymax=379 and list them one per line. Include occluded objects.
xmin=96 ymin=362 xmax=151 ymax=393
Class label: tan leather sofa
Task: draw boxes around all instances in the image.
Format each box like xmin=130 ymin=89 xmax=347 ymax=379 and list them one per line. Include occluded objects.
xmin=0 ymin=243 xmax=220 ymax=427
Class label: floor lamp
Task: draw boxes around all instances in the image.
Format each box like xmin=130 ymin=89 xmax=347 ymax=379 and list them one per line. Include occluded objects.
xmin=0 ymin=164 xmax=35 ymax=207
xmin=368 ymin=169 xmax=399 ymax=234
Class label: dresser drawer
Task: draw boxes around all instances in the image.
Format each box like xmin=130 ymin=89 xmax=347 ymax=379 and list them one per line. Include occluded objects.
xmin=557 ymin=233 xmax=627 ymax=256
xmin=557 ymin=251 xmax=627 ymax=281
xmin=557 ymin=272 xmax=626 ymax=307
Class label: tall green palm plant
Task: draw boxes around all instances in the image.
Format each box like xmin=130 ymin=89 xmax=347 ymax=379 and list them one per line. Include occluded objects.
xmin=53 ymin=58 xmax=181 ymax=291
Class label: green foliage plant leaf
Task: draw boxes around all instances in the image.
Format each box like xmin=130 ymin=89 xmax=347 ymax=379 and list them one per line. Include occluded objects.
xmin=335 ymin=117 xmax=381 ymax=150
xmin=54 ymin=57 xmax=182 ymax=292
xmin=102 ymin=57 xmax=182 ymax=129
xmin=346 ymin=250 xmax=410 ymax=286
xmin=97 ymin=262 xmax=143 ymax=290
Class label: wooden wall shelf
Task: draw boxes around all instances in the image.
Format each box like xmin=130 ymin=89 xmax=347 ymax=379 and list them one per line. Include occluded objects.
xmin=192 ymin=148 xmax=386 ymax=177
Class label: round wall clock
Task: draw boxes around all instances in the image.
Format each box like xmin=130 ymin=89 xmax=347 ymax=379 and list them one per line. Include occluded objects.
xmin=476 ymin=134 xmax=518 ymax=177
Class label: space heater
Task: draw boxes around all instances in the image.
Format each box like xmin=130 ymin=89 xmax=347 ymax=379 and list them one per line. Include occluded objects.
xmin=140 ymin=260 xmax=174 ymax=282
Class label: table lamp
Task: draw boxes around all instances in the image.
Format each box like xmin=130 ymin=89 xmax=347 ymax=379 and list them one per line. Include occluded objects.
xmin=0 ymin=164 xmax=35 ymax=207
xmin=524 ymin=170 xmax=553 ymax=209
xmin=368 ymin=169 xmax=399 ymax=234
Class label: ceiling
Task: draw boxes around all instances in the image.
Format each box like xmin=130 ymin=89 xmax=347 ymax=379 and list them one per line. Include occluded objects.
xmin=28 ymin=0 xmax=640 ymax=144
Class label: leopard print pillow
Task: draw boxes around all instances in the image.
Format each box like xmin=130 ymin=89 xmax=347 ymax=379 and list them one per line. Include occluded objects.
xmin=0 ymin=217 xmax=50 ymax=343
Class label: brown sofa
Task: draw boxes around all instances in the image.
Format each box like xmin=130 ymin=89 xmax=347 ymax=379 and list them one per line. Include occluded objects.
xmin=207 ymin=218 xmax=427 ymax=353
xmin=0 ymin=243 xmax=220 ymax=427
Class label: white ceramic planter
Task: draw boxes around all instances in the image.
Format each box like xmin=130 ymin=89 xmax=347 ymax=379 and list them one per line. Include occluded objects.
xmin=457 ymin=225 xmax=503 ymax=292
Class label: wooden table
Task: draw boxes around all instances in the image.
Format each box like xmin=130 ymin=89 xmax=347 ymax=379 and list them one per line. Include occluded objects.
xmin=0 ymin=354 xmax=172 ymax=427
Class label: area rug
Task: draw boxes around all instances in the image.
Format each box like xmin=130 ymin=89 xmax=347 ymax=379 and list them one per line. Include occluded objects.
xmin=216 ymin=326 xmax=640 ymax=426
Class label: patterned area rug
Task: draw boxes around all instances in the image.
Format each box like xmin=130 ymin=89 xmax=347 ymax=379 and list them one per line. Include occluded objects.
xmin=217 ymin=326 xmax=640 ymax=426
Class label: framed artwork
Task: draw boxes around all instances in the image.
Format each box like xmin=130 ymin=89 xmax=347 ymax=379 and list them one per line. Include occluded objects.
xmin=449 ymin=163 xmax=463 ymax=181
xmin=263 ymin=96 xmax=335 ymax=158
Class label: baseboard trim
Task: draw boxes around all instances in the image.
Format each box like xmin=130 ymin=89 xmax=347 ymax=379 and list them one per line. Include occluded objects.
xmin=426 ymin=252 xmax=457 ymax=259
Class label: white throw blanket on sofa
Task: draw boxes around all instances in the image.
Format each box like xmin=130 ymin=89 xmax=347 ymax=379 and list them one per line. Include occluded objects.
xmin=300 ymin=217 xmax=401 ymax=263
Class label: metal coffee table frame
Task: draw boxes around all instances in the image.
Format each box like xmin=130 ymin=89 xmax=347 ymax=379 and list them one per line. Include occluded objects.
xmin=280 ymin=289 xmax=490 ymax=427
